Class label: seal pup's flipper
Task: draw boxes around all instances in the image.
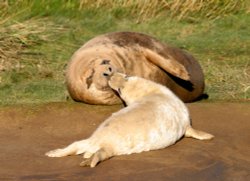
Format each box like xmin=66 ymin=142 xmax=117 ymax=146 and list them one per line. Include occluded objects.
xmin=185 ymin=125 xmax=214 ymax=140
xmin=80 ymin=148 xmax=113 ymax=168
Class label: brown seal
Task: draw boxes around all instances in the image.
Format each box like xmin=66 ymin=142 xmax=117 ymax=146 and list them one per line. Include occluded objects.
xmin=66 ymin=32 xmax=205 ymax=105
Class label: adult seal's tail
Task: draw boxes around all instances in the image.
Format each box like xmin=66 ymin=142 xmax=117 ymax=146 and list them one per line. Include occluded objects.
xmin=66 ymin=31 xmax=205 ymax=105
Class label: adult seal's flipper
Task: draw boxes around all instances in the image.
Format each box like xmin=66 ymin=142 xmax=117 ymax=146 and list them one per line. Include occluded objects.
xmin=143 ymin=48 xmax=190 ymax=81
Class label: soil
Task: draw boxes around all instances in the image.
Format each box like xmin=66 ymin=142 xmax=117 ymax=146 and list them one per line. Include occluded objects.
xmin=0 ymin=102 xmax=249 ymax=181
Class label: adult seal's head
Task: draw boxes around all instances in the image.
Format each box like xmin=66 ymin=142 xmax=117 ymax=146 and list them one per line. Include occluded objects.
xmin=66 ymin=52 xmax=121 ymax=105
xmin=66 ymin=31 xmax=205 ymax=105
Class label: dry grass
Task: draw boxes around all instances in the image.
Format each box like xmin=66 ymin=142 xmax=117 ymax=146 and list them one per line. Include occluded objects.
xmin=166 ymin=0 xmax=246 ymax=20
xmin=80 ymin=0 xmax=165 ymax=21
xmin=0 ymin=18 xmax=65 ymax=73
xmin=79 ymin=0 xmax=248 ymax=21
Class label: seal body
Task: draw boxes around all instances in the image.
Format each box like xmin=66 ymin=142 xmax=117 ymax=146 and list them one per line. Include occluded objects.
xmin=46 ymin=73 xmax=214 ymax=167
xmin=66 ymin=32 xmax=205 ymax=105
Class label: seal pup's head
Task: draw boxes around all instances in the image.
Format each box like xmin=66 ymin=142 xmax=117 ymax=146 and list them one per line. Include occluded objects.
xmin=108 ymin=72 xmax=167 ymax=105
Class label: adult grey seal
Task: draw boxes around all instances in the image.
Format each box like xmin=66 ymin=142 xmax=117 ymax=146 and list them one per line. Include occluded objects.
xmin=66 ymin=31 xmax=205 ymax=105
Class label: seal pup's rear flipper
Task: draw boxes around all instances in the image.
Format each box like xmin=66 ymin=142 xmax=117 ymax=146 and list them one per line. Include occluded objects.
xmin=185 ymin=125 xmax=214 ymax=140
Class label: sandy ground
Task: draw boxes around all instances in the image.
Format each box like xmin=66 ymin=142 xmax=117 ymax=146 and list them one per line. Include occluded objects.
xmin=0 ymin=102 xmax=249 ymax=181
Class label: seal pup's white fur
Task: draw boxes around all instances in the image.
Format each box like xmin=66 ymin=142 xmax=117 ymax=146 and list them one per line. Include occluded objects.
xmin=46 ymin=73 xmax=214 ymax=167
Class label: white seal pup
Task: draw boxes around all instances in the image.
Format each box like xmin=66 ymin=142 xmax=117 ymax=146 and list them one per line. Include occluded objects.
xmin=46 ymin=73 xmax=213 ymax=167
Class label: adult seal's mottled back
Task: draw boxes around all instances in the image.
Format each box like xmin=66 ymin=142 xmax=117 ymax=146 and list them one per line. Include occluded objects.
xmin=66 ymin=31 xmax=205 ymax=105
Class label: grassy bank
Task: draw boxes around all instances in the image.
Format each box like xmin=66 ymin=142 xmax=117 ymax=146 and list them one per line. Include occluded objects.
xmin=0 ymin=0 xmax=249 ymax=105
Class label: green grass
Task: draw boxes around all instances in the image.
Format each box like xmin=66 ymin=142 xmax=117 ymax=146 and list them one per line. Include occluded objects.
xmin=0 ymin=0 xmax=249 ymax=105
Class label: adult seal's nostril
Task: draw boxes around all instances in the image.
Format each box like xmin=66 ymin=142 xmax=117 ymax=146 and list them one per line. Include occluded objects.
xmin=103 ymin=72 xmax=113 ymax=80
xmin=103 ymin=73 xmax=109 ymax=77
xmin=108 ymin=67 xmax=112 ymax=72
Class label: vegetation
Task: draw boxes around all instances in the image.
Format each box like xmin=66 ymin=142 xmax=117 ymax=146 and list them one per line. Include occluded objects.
xmin=0 ymin=0 xmax=249 ymax=105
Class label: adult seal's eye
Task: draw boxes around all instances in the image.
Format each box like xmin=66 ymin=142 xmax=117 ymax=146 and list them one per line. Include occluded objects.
xmin=100 ymin=60 xmax=110 ymax=65
xmin=118 ymin=88 xmax=121 ymax=95
xmin=125 ymin=75 xmax=130 ymax=79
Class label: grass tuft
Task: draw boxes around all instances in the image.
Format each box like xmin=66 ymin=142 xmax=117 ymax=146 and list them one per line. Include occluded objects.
xmin=0 ymin=18 xmax=66 ymax=72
